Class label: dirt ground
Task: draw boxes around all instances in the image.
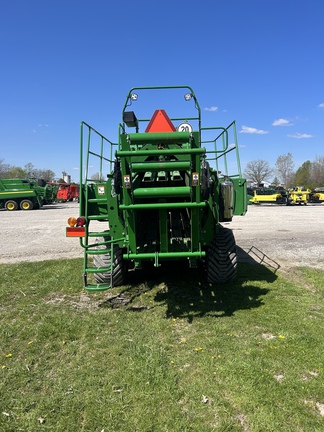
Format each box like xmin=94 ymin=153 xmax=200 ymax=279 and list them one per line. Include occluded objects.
xmin=1 ymin=202 xmax=324 ymax=272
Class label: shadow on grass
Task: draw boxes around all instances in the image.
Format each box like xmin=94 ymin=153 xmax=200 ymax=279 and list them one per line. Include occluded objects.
xmin=99 ymin=246 xmax=279 ymax=321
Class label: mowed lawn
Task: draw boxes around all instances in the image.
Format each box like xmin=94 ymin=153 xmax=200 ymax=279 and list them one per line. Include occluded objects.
xmin=0 ymin=259 xmax=323 ymax=431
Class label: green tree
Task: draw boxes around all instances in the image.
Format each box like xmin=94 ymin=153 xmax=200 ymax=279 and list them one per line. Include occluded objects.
xmin=5 ymin=166 xmax=26 ymax=178
xmin=294 ymin=160 xmax=312 ymax=188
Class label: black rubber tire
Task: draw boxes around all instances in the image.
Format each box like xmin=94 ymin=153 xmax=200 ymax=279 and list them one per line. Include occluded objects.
xmin=93 ymin=236 xmax=126 ymax=286
xmin=20 ymin=200 xmax=34 ymax=210
xmin=5 ymin=200 xmax=18 ymax=211
xmin=206 ymin=225 xmax=237 ymax=283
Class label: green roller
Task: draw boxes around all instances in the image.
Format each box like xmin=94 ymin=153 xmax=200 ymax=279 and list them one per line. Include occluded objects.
xmin=131 ymin=161 xmax=191 ymax=172
xmin=133 ymin=186 xmax=190 ymax=198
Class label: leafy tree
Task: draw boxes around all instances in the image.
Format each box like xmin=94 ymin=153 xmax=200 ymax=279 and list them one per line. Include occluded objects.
xmin=0 ymin=159 xmax=25 ymax=178
xmin=294 ymin=160 xmax=312 ymax=188
xmin=34 ymin=169 xmax=56 ymax=182
xmin=0 ymin=159 xmax=56 ymax=181
xmin=5 ymin=166 xmax=26 ymax=178
xmin=275 ymin=153 xmax=295 ymax=187
xmin=244 ymin=159 xmax=273 ymax=185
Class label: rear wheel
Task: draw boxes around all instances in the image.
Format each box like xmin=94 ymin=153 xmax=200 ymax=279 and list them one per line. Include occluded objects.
xmin=20 ymin=200 xmax=34 ymax=210
xmin=206 ymin=225 xmax=237 ymax=283
xmin=5 ymin=200 xmax=18 ymax=211
xmin=93 ymin=236 xmax=126 ymax=287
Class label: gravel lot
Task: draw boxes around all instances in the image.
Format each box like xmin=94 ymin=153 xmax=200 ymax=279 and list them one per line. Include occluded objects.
xmin=1 ymin=201 xmax=324 ymax=271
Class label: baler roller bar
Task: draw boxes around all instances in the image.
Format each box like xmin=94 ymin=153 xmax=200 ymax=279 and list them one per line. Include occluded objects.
xmin=123 ymin=251 xmax=206 ymax=260
xmin=133 ymin=186 xmax=190 ymax=198
xmin=127 ymin=131 xmax=191 ymax=144
xmin=119 ymin=202 xmax=206 ymax=210
xmin=131 ymin=161 xmax=191 ymax=172
xmin=116 ymin=148 xmax=205 ymax=157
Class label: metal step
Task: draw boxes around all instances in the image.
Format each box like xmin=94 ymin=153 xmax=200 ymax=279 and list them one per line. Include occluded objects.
xmin=85 ymin=266 xmax=111 ymax=273
xmin=86 ymin=249 xmax=111 ymax=255
xmin=84 ymin=283 xmax=112 ymax=292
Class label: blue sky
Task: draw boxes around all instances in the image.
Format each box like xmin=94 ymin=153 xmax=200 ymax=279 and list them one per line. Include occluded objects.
xmin=1 ymin=0 xmax=323 ymax=182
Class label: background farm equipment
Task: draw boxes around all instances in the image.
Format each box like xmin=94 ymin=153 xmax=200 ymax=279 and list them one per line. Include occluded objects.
xmin=287 ymin=187 xmax=311 ymax=205
xmin=56 ymin=183 xmax=79 ymax=202
xmin=67 ymin=85 xmax=247 ymax=291
xmin=248 ymin=187 xmax=288 ymax=205
xmin=309 ymin=189 xmax=324 ymax=203
xmin=31 ymin=179 xmax=59 ymax=204
xmin=0 ymin=178 xmax=43 ymax=210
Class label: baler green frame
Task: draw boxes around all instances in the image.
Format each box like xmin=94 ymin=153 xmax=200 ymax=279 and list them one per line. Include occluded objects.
xmin=70 ymin=86 xmax=247 ymax=291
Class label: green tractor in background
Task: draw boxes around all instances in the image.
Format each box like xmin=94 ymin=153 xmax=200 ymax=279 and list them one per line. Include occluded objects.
xmin=67 ymin=86 xmax=247 ymax=291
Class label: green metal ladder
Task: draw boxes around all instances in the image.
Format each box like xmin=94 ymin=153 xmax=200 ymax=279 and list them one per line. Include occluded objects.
xmin=79 ymin=122 xmax=124 ymax=291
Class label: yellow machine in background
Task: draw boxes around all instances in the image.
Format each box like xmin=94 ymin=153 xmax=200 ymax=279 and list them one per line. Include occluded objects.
xmin=248 ymin=186 xmax=323 ymax=206
xmin=249 ymin=188 xmax=288 ymax=205
xmin=310 ymin=191 xmax=324 ymax=203
xmin=288 ymin=187 xmax=311 ymax=205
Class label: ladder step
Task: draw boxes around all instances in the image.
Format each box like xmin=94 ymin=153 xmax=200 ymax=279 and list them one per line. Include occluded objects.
xmin=85 ymin=266 xmax=111 ymax=273
xmin=86 ymin=249 xmax=111 ymax=255
xmin=85 ymin=283 xmax=112 ymax=292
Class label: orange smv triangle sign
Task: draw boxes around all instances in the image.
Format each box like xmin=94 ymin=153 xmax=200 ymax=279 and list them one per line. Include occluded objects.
xmin=145 ymin=109 xmax=176 ymax=133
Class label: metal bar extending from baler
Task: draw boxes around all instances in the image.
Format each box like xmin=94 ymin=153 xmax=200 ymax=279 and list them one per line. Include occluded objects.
xmin=130 ymin=116 xmax=199 ymax=126
xmin=126 ymin=131 xmax=192 ymax=144
xmin=116 ymin=148 xmax=206 ymax=157
xmin=119 ymin=202 xmax=207 ymax=210
xmin=123 ymin=251 xmax=206 ymax=260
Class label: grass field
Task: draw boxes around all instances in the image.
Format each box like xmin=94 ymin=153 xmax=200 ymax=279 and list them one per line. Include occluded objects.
xmin=0 ymin=259 xmax=323 ymax=431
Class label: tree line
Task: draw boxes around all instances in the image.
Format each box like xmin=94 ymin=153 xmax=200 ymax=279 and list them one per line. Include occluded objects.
xmin=244 ymin=153 xmax=324 ymax=189
xmin=2 ymin=155 xmax=324 ymax=190
xmin=0 ymin=160 xmax=56 ymax=182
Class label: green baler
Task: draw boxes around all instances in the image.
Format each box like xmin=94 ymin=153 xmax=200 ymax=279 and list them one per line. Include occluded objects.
xmin=67 ymin=86 xmax=247 ymax=291
xmin=0 ymin=178 xmax=43 ymax=210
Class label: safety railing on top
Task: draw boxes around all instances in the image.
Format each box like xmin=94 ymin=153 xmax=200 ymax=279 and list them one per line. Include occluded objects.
xmin=79 ymin=122 xmax=118 ymax=216
xmin=201 ymin=121 xmax=242 ymax=178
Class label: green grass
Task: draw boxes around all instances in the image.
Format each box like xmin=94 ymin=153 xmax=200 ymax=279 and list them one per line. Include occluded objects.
xmin=0 ymin=259 xmax=323 ymax=431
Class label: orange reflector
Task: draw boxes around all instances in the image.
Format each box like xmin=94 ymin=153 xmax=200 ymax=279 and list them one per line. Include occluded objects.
xmin=68 ymin=216 xmax=77 ymax=227
xmin=66 ymin=227 xmax=85 ymax=237
xmin=145 ymin=109 xmax=176 ymax=133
